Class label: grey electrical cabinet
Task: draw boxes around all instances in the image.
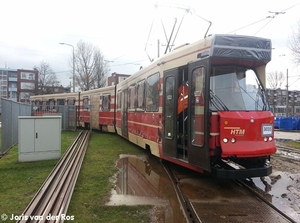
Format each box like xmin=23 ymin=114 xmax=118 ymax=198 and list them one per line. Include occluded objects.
xmin=18 ymin=116 xmax=61 ymax=162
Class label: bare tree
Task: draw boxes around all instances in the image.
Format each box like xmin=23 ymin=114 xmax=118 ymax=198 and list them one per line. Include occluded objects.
xmin=34 ymin=61 xmax=60 ymax=94
xmin=93 ymin=51 xmax=109 ymax=88
xmin=288 ymin=20 xmax=300 ymax=66
xmin=267 ymin=71 xmax=285 ymax=89
xmin=74 ymin=40 xmax=109 ymax=91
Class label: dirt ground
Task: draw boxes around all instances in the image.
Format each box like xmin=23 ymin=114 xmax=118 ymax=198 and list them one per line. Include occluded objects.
xmin=271 ymin=150 xmax=300 ymax=174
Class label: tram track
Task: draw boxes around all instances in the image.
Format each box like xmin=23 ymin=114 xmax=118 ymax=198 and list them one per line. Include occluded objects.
xmin=162 ymin=160 xmax=298 ymax=223
xmin=16 ymin=130 xmax=90 ymax=223
xmin=162 ymin=161 xmax=201 ymax=223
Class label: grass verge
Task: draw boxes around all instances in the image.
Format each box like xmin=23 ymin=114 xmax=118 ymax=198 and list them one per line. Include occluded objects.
xmin=283 ymin=141 xmax=300 ymax=149
xmin=66 ymin=132 xmax=151 ymax=223
xmin=278 ymin=140 xmax=300 ymax=149
xmin=0 ymin=131 xmax=152 ymax=223
xmin=0 ymin=131 xmax=78 ymax=221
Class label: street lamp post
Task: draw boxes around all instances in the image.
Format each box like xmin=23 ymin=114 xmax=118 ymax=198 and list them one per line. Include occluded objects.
xmin=59 ymin=42 xmax=75 ymax=93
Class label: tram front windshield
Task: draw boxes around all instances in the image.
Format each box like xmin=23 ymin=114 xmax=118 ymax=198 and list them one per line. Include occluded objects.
xmin=210 ymin=66 xmax=268 ymax=111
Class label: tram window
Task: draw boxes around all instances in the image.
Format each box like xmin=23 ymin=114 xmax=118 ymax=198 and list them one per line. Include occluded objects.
xmin=128 ymin=84 xmax=136 ymax=111
xmin=146 ymin=72 xmax=160 ymax=112
xmin=42 ymin=101 xmax=47 ymax=111
xmin=137 ymin=80 xmax=145 ymax=111
xmin=35 ymin=100 xmax=40 ymax=108
xmin=102 ymin=94 xmax=111 ymax=111
xmin=191 ymin=67 xmax=205 ymax=147
xmin=57 ymin=99 xmax=65 ymax=105
xmin=83 ymin=97 xmax=89 ymax=109
xmin=67 ymin=98 xmax=75 ymax=105
xmin=49 ymin=99 xmax=55 ymax=110
xmin=117 ymin=91 xmax=122 ymax=110
xmin=164 ymin=76 xmax=175 ymax=139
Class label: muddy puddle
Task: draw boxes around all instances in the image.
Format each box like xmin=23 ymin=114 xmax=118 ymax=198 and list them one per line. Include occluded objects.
xmin=251 ymin=171 xmax=300 ymax=221
xmin=106 ymin=154 xmax=300 ymax=222
xmin=106 ymin=154 xmax=186 ymax=223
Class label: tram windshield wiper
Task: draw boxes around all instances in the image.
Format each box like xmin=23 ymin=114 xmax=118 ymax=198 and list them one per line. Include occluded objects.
xmin=255 ymin=78 xmax=268 ymax=111
xmin=210 ymin=90 xmax=229 ymax=111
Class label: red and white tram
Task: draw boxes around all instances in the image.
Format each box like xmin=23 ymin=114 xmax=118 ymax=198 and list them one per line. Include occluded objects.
xmin=31 ymin=34 xmax=276 ymax=179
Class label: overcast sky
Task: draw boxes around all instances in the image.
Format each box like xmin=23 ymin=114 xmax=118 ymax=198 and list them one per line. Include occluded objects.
xmin=1 ymin=0 xmax=300 ymax=89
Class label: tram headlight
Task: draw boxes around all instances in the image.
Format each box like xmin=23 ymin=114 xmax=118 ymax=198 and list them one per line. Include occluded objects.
xmin=223 ymin=138 xmax=228 ymax=143
xmin=264 ymin=137 xmax=268 ymax=142
xmin=268 ymin=136 xmax=273 ymax=141
xmin=231 ymin=138 xmax=236 ymax=143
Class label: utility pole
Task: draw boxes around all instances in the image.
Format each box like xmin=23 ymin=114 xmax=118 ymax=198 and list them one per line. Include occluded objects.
xmin=158 ymin=39 xmax=160 ymax=58
xmin=286 ymin=68 xmax=289 ymax=117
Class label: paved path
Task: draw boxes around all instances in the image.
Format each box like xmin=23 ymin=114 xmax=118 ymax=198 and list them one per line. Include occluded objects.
xmin=274 ymin=130 xmax=300 ymax=141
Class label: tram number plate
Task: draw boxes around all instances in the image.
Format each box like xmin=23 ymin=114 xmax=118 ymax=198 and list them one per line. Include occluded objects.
xmin=262 ymin=124 xmax=273 ymax=136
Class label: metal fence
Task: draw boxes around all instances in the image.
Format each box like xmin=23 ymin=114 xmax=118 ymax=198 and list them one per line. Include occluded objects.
xmin=33 ymin=105 xmax=77 ymax=131
xmin=1 ymin=99 xmax=31 ymax=155
xmin=1 ymin=100 xmax=77 ymax=155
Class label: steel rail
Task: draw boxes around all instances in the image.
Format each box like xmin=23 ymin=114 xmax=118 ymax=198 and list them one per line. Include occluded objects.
xmin=162 ymin=161 xmax=202 ymax=223
xmin=49 ymin=130 xmax=90 ymax=221
xmin=17 ymin=130 xmax=90 ymax=223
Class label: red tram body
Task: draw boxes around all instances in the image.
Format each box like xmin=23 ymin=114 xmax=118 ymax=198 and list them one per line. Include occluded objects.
xmin=30 ymin=34 xmax=276 ymax=179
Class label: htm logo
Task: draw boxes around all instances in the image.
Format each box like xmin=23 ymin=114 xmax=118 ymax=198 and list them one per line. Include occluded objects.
xmin=230 ymin=129 xmax=245 ymax=135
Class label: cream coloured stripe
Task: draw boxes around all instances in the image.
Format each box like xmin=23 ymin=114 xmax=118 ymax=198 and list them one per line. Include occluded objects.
xmin=127 ymin=120 xmax=161 ymax=129
xmin=224 ymin=127 xmax=240 ymax=130
xmin=210 ymin=133 xmax=220 ymax=136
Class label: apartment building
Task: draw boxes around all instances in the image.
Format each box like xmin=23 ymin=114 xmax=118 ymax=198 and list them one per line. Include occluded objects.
xmin=266 ymin=88 xmax=300 ymax=116
xmin=0 ymin=68 xmax=38 ymax=103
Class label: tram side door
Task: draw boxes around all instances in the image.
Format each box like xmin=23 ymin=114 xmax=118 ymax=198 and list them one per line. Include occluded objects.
xmin=91 ymin=94 xmax=100 ymax=129
xmin=162 ymin=69 xmax=178 ymax=158
xmin=121 ymin=88 xmax=128 ymax=138
xmin=187 ymin=59 xmax=210 ymax=171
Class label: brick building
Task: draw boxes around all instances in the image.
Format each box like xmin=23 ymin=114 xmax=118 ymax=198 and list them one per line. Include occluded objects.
xmin=107 ymin=72 xmax=131 ymax=86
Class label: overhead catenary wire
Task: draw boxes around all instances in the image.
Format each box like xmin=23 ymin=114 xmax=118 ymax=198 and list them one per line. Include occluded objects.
xmin=253 ymin=16 xmax=277 ymax=36
xmin=228 ymin=18 xmax=268 ymax=34
xmin=228 ymin=2 xmax=300 ymax=35
xmin=144 ymin=3 xmax=212 ymax=60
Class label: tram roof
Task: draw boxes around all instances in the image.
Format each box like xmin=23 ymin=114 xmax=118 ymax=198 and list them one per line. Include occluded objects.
xmin=170 ymin=34 xmax=271 ymax=62
xmin=209 ymin=34 xmax=271 ymax=62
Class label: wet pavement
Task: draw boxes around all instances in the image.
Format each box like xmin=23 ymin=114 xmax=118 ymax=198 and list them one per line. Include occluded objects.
xmin=105 ymin=131 xmax=300 ymax=222
xmin=171 ymin=163 xmax=292 ymax=223
xmin=252 ymin=172 xmax=300 ymax=221
xmin=106 ymin=153 xmax=298 ymax=222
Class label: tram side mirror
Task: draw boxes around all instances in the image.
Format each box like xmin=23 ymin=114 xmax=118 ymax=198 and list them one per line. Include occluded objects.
xmin=197 ymin=50 xmax=209 ymax=58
